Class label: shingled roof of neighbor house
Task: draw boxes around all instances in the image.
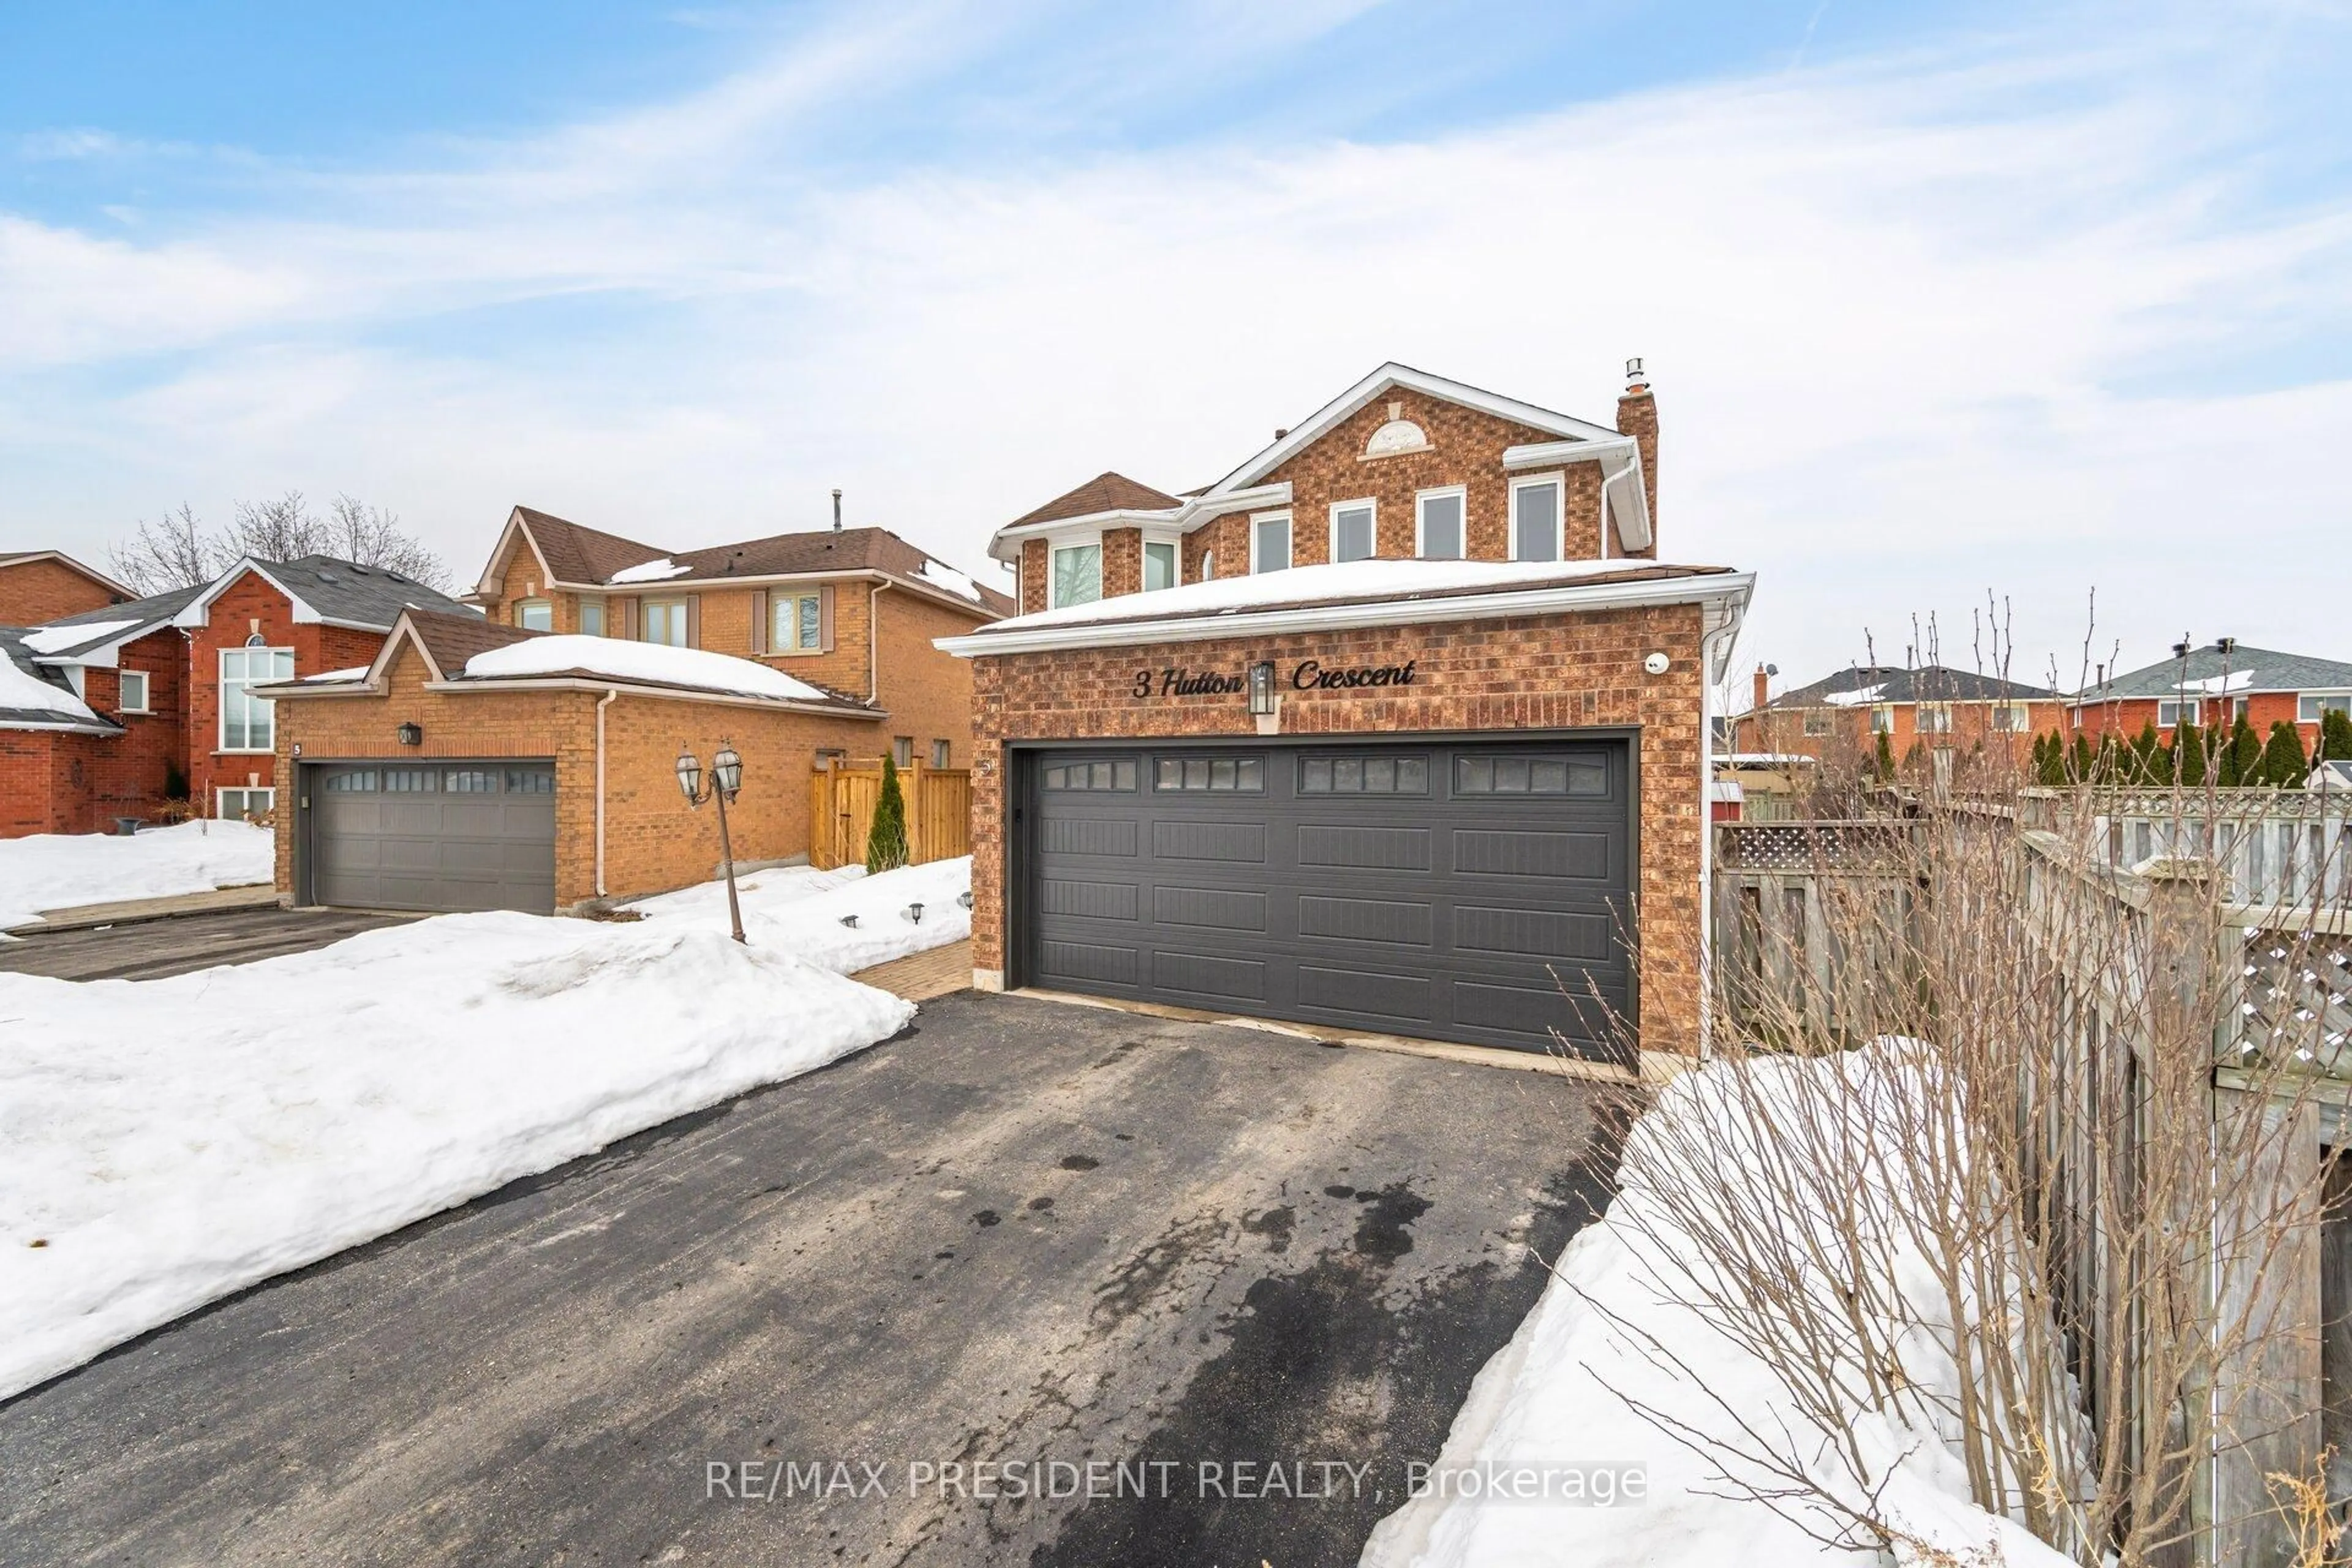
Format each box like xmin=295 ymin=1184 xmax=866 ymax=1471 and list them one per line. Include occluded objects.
xmin=1770 ymin=665 xmax=2059 ymax=707
xmin=21 ymin=584 xmax=207 ymax=663
xmin=0 ymin=628 xmax=119 ymax=733
xmin=2085 ymin=643 xmax=2352 ymax=701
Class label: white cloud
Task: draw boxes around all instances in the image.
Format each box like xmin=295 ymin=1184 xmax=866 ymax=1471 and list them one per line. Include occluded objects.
xmin=1 ymin=11 xmax=2345 ymax=699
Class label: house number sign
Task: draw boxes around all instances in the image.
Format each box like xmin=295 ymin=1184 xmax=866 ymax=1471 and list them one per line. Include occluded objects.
xmin=1128 ymin=660 xmax=1417 ymax=700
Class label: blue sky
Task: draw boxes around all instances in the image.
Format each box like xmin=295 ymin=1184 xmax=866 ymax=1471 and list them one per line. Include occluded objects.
xmin=3 ymin=0 xmax=2347 ymax=695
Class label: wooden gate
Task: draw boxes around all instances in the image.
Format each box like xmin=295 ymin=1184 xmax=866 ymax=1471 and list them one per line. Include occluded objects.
xmin=810 ymin=760 xmax=972 ymax=871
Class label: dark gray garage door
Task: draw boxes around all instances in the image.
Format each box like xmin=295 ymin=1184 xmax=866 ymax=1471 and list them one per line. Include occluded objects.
xmin=307 ymin=762 xmax=557 ymax=914
xmin=1021 ymin=741 xmax=1633 ymax=1058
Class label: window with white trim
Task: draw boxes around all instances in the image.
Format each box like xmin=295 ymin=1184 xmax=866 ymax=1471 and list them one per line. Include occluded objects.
xmin=219 ymin=646 xmax=293 ymax=751
xmin=1329 ymin=500 xmax=1375 ymax=564
xmin=1917 ymin=703 xmax=1953 ymax=733
xmin=515 ymin=598 xmax=553 ymax=631
xmin=1871 ymin=705 xmax=1895 ymax=734
xmin=579 ymin=598 xmax=605 ymax=636
xmin=117 ymin=669 xmax=150 ymax=714
xmin=1251 ymin=513 xmax=1292 ymax=573
xmin=1509 ymin=475 xmax=1562 ymax=563
xmin=772 ymin=591 xmax=823 ymax=652
xmin=893 ymin=736 xmax=913 ymax=768
xmin=2157 ymin=698 xmax=2201 ymax=728
xmin=1051 ymin=542 xmax=1101 ymax=608
xmin=217 ymin=786 xmax=274 ymax=821
xmin=1143 ymin=540 xmax=1178 ymax=592
xmin=643 ymin=598 xmax=690 ymax=647
xmin=2299 ymin=694 xmax=2351 ymax=724
xmin=1989 ymin=703 xmax=2029 ymax=731
xmin=1416 ymin=487 xmax=1465 ymax=559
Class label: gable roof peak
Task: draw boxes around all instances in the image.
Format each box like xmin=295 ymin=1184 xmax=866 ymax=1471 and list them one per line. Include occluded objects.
xmin=1007 ymin=472 xmax=1185 ymax=530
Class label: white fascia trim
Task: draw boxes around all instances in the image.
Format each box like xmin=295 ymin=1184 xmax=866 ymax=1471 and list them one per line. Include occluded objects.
xmin=29 ymin=620 xmax=173 ymax=667
xmin=986 ymin=485 xmax=1292 ymax=563
xmin=171 ymin=559 xmax=322 ymax=628
xmin=1201 ymin=364 xmax=1623 ymax=497
xmin=936 ymin=571 xmax=1756 ymax=659
xmin=474 ymin=510 xmax=562 ymax=598
xmin=419 ymin=676 xmax=886 ymax=718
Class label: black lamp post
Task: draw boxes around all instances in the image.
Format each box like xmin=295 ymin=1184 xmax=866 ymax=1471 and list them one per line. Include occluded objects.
xmin=678 ymin=741 xmax=747 ymax=943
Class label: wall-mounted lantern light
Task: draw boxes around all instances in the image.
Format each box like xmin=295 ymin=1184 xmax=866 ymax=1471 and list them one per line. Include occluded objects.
xmin=396 ymin=722 xmax=423 ymax=747
xmin=677 ymin=740 xmax=749 ymax=944
xmin=1248 ymin=660 xmax=1277 ymax=717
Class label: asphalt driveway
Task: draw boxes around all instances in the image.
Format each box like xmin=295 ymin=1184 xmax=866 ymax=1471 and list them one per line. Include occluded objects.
xmin=0 ymin=990 xmax=1621 ymax=1567
xmin=0 ymin=905 xmax=409 ymax=981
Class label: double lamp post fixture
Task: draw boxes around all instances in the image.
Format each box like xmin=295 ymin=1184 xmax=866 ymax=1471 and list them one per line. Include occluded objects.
xmin=677 ymin=742 xmax=747 ymax=944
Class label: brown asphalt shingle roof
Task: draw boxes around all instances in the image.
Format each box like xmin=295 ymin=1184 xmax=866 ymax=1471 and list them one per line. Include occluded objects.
xmin=513 ymin=507 xmax=673 ymax=586
xmin=1008 ymin=472 xmax=1183 ymax=529
xmin=404 ymin=606 xmax=542 ymax=676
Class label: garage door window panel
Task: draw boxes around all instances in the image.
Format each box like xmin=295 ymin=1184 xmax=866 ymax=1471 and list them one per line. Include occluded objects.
xmin=1300 ymin=755 xmax=1428 ymax=795
xmin=1453 ymin=755 xmax=1608 ymax=797
xmin=1043 ymin=759 xmax=1137 ymax=792
xmin=1154 ymin=756 xmax=1264 ymax=793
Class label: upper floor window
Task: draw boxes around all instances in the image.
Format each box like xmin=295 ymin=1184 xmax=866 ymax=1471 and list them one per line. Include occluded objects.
xmin=1510 ymin=476 xmax=1562 ymax=563
xmin=1416 ymin=488 xmax=1465 ymax=560
xmin=772 ymin=591 xmax=824 ymax=652
xmin=579 ymin=599 xmax=605 ymax=637
xmin=1251 ymin=513 xmax=1292 ymax=573
xmin=1143 ymin=540 xmax=1178 ymax=592
xmin=1330 ymin=501 xmax=1376 ymax=564
xmin=1871 ymin=705 xmax=1895 ymax=734
xmin=1803 ymin=709 xmax=1834 ymax=736
xmin=220 ymin=646 xmax=294 ymax=751
xmin=514 ymin=598 xmax=553 ymax=632
xmin=2299 ymin=694 xmax=2351 ymax=724
xmin=643 ymin=598 xmax=690 ymax=647
xmin=1989 ymin=703 xmax=2029 ymax=731
xmin=1917 ymin=703 xmax=1954 ymax=733
xmin=2156 ymin=698 xmax=2199 ymax=728
xmin=117 ymin=669 xmax=151 ymax=714
xmin=1052 ymin=542 xmax=1101 ymax=608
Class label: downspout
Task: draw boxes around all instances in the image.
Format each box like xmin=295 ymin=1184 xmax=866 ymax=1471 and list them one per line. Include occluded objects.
xmin=595 ymin=687 xmax=618 ymax=898
xmin=870 ymin=581 xmax=891 ymax=705
xmin=1697 ymin=601 xmax=1745 ymax=1063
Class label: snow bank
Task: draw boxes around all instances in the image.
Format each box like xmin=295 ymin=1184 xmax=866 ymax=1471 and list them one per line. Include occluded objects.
xmin=1363 ymin=1051 xmax=2072 ymax=1568
xmin=0 ymin=655 xmax=99 ymax=723
xmin=21 ymin=619 xmax=140 ymax=655
xmin=464 ymin=635 xmax=836 ymax=703
xmin=0 ymin=864 xmax=975 ymax=1398
xmin=982 ymin=557 xmax=1683 ymax=632
xmin=0 ymin=819 xmax=274 ymax=930
xmin=631 ymin=856 xmax=972 ymax=971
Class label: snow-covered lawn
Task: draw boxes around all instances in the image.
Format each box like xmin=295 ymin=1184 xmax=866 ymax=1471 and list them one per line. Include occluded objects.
xmin=1363 ymin=1052 xmax=2068 ymax=1568
xmin=0 ymin=858 xmax=971 ymax=1401
xmin=0 ymin=820 xmax=276 ymax=932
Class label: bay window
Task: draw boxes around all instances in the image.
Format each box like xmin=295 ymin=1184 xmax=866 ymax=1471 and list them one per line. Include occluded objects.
xmin=1052 ymin=542 xmax=1102 ymax=608
xmin=1143 ymin=540 xmax=1178 ymax=592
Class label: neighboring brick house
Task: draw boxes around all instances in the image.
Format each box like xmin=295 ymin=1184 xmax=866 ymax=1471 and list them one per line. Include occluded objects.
xmin=464 ymin=507 xmax=1012 ymax=772
xmin=939 ymin=361 xmax=1752 ymax=1064
xmin=1 ymin=556 xmax=476 ymax=837
xmin=261 ymin=608 xmax=895 ymax=913
xmin=0 ymin=551 xmax=132 ymax=626
xmin=2068 ymin=642 xmax=2352 ymax=752
xmin=1733 ymin=664 xmax=2064 ymax=777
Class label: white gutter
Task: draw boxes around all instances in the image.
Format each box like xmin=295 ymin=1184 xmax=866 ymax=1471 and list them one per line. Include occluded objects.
xmin=410 ymin=676 xmax=885 ymax=718
xmin=1695 ymin=604 xmax=1750 ymax=1063
xmin=869 ymin=581 xmax=891 ymax=703
xmin=595 ymin=687 xmax=617 ymax=897
xmin=1500 ymin=435 xmax=1636 ymax=469
xmin=935 ymin=571 xmax=1755 ymax=658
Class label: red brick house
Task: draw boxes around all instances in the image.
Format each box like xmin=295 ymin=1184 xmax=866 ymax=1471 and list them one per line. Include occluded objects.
xmin=2068 ymin=642 xmax=2352 ymax=751
xmin=939 ymin=361 xmax=1751 ymax=1064
xmin=1733 ymin=663 xmax=2064 ymax=778
xmin=1 ymin=556 xmax=477 ymax=837
xmin=0 ymin=551 xmax=132 ymax=627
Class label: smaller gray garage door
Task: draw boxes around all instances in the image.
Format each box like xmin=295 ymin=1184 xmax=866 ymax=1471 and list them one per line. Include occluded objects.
xmin=308 ymin=762 xmax=557 ymax=914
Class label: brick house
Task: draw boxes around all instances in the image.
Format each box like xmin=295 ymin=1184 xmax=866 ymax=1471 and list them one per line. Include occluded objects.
xmin=1733 ymin=663 xmax=2064 ymax=778
xmin=464 ymin=506 xmax=1013 ymax=772
xmin=2067 ymin=642 xmax=2352 ymax=751
xmin=938 ymin=361 xmax=1752 ymax=1063
xmin=2 ymin=556 xmax=473 ymax=837
xmin=0 ymin=551 xmax=133 ymax=626
xmin=260 ymin=609 xmax=898 ymax=913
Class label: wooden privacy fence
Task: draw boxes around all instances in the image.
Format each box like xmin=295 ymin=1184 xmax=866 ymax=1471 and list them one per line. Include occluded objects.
xmin=809 ymin=760 xmax=972 ymax=871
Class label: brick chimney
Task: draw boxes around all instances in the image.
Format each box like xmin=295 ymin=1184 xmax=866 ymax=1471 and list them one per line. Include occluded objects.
xmin=1616 ymin=358 xmax=1659 ymax=559
xmin=1752 ymin=663 xmax=1770 ymax=713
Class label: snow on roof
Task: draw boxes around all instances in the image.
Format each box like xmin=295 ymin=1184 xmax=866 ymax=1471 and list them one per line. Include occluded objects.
xmin=606 ymin=556 xmax=691 ymax=585
xmin=21 ymin=619 xmax=140 ymax=656
xmin=914 ymin=559 xmax=982 ymax=603
xmin=0 ymin=652 xmax=99 ymax=723
xmin=461 ymin=635 xmax=842 ymax=704
xmin=2178 ymin=669 xmax=2255 ymax=695
xmin=984 ymin=557 xmax=1680 ymax=634
xmin=1820 ymin=684 xmax=1887 ymax=707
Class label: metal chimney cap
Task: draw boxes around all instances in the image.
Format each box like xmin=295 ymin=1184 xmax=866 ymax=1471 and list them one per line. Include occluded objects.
xmin=1624 ymin=357 xmax=1646 ymax=386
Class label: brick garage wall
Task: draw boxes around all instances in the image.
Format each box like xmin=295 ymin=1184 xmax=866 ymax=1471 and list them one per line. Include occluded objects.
xmin=0 ymin=732 xmax=79 ymax=837
xmin=967 ymin=600 xmax=1711 ymax=1055
xmin=274 ymin=638 xmax=887 ymax=908
xmin=0 ymin=558 xmax=121 ymax=625
xmin=1266 ymin=388 xmax=1611 ymax=564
